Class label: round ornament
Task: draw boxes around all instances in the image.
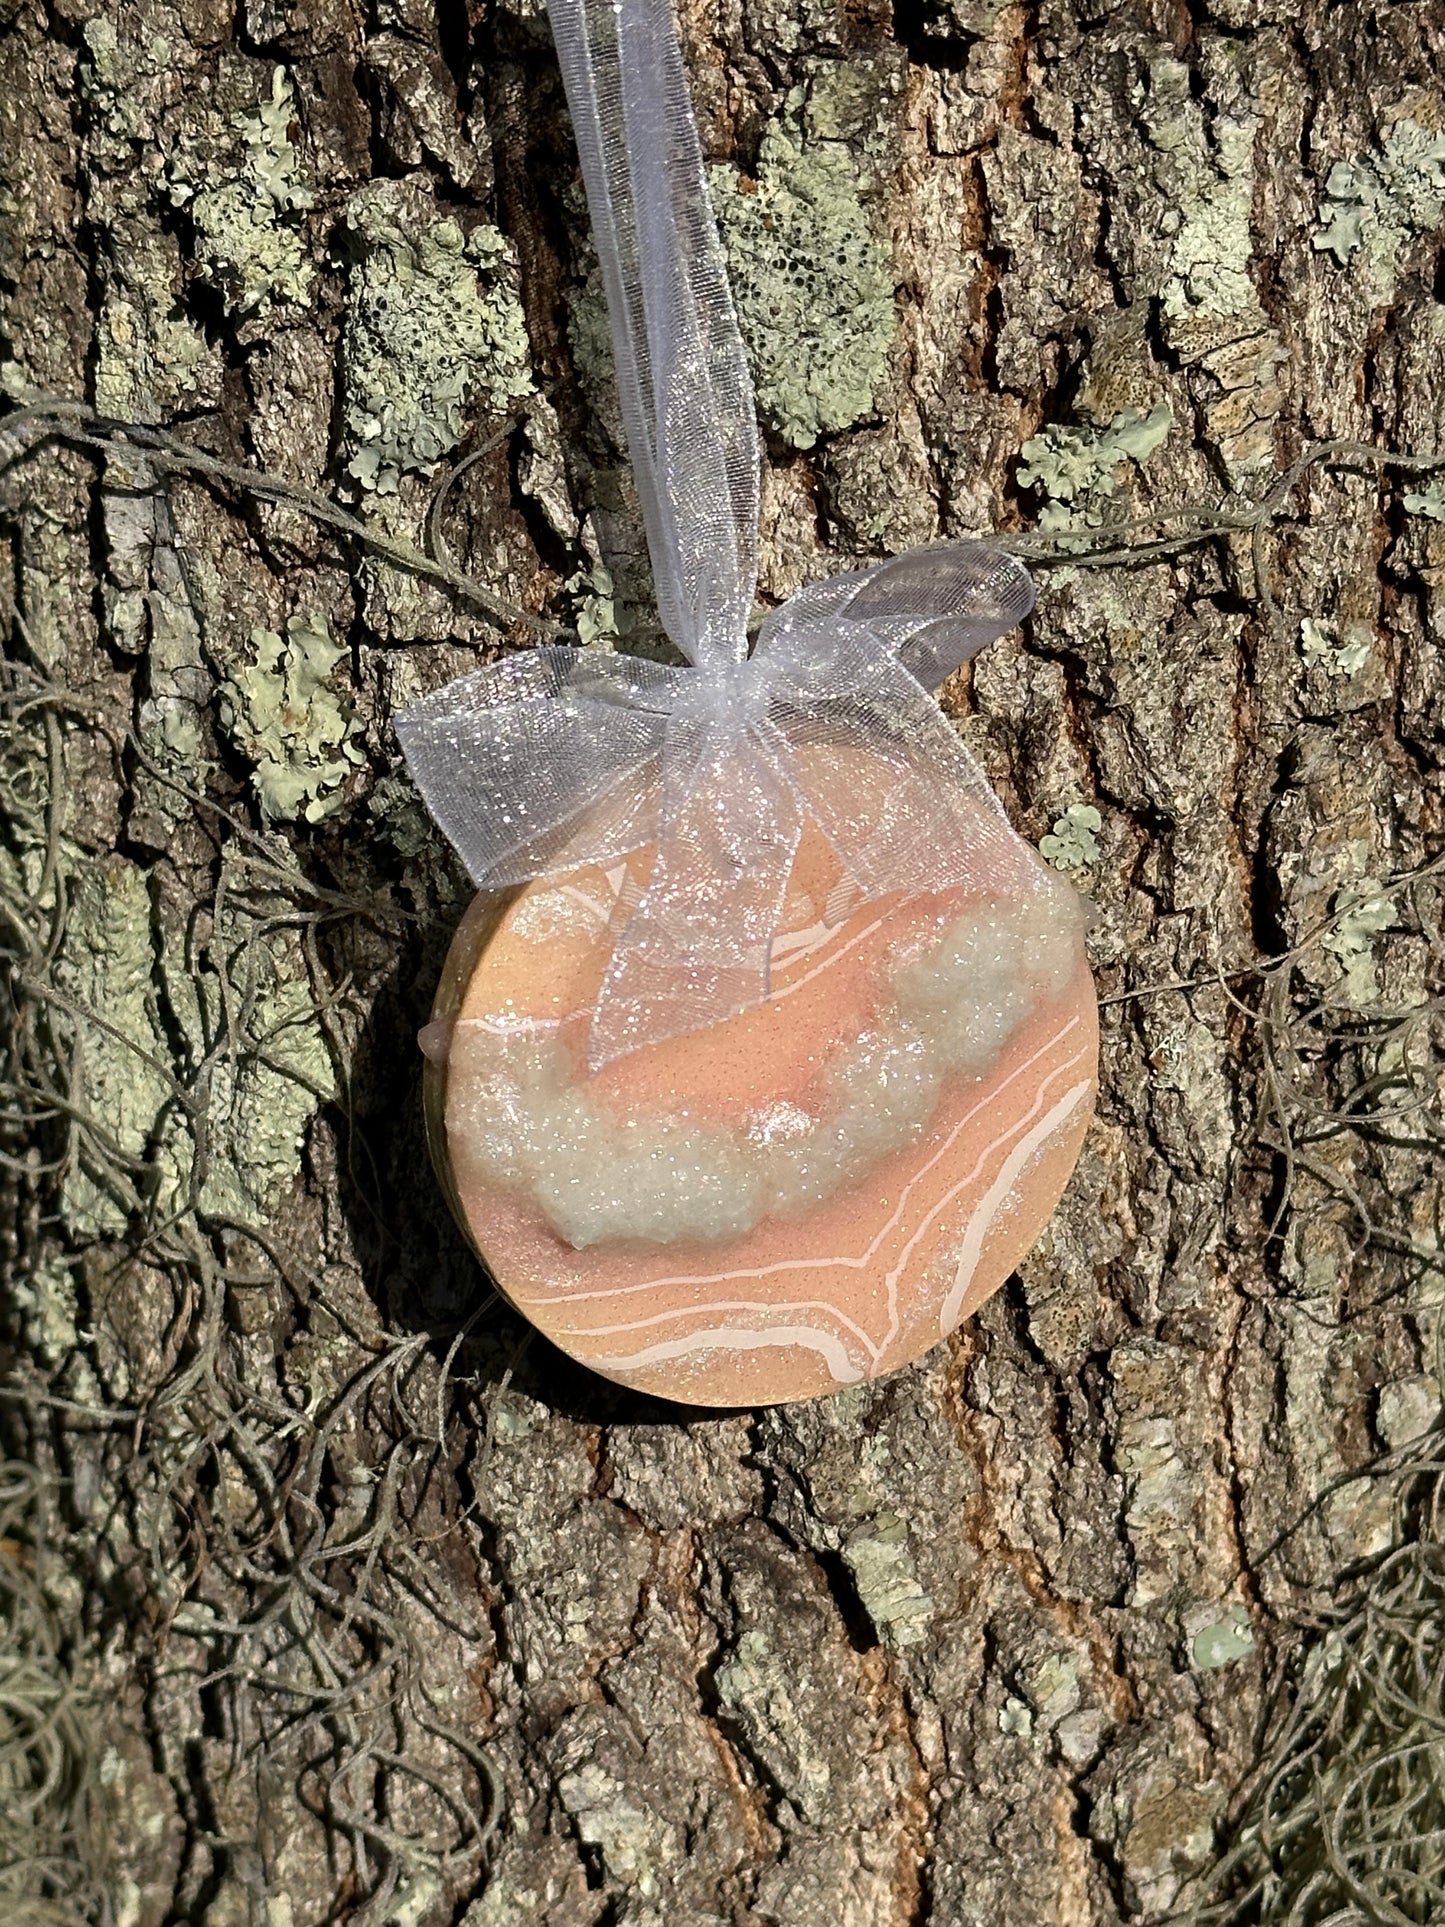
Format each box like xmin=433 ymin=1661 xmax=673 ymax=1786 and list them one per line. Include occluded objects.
xmin=422 ymin=766 xmax=1097 ymax=1407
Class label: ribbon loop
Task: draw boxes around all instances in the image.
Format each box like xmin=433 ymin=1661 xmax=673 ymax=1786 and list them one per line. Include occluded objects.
xmin=394 ymin=645 xmax=677 ymax=888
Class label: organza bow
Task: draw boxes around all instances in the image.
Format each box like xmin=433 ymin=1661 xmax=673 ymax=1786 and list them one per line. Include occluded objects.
xmin=396 ymin=0 xmax=1043 ymax=1069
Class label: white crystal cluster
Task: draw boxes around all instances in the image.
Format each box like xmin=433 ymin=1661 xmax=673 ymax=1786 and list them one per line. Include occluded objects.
xmin=448 ymin=895 xmax=1081 ymax=1251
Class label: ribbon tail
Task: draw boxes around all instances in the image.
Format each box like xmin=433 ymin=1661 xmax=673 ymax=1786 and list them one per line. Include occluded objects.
xmin=587 ymin=726 xmax=803 ymax=1069
xmin=394 ymin=646 xmax=677 ymax=886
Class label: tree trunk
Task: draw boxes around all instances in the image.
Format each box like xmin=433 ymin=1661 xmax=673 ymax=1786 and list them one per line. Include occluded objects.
xmin=3 ymin=0 xmax=1444 ymax=1922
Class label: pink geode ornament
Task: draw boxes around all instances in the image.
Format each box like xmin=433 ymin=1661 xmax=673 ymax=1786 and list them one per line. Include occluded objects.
xmin=398 ymin=0 xmax=1099 ymax=1405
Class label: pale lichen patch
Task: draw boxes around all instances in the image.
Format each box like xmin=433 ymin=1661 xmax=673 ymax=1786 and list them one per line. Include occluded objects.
xmin=997 ymin=1697 xmax=1033 ymax=1738
xmin=1376 ymin=1373 xmax=1442 ymax=1451
xmin=8 ymin=1253 xmax=82 ymax=1366
xmin=712 ymin=84 xmax=896 ymax=449
xmin=169 ymin=67 xmax=317 ymax=318
xmin=92 ymin=223 xmax=214 ymax=418
xmin=553 ymin=1755 xmax=681 ymax=1893
xmin=1160 ymin=163 xmax=1256 ymax=327
xmin=1187 ymin=1603 xmax=1255 ymax=1671
xmin=51 ymin=852 xmax=343 ymax=1237
xmin=841 ymin=1512 xmax=934 ymax=1647
xmin=1404 ymin=478 xmax=1445 ymax=521
xmin=341 ymin=179 xmax=532 ymax=494
xmin=1018 ymin=404 xmax=1172 ymax=534
xmin=78 ymin=13 xmax=176 ymax=143
xmin=1039 ymin=804 xmax=1103 ymax=872
xmin=156 ymin=883 xmax=340 ymax=1229
xmin=220 ymin=612 xmax=363 ymax=824
xmin=1299 ymin=616 xmax=1373 ymax=680
xmin=1127 ymin=45 xmax=1286 ymax=469
xmin=1314 ymin=117 xmax=1445 ymax=299
xmin=56 ymin=858 xmax=176 ymax=1239
xmin=565 ymin=559 xmax=620 ymax=648
xmin=1027 ymin=1650 xmax=1083 ymax=1727
xmin=1323 ymin=877 xmax=1394 ymax=1006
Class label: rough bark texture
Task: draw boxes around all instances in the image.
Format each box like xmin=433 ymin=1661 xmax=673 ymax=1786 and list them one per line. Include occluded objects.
xmin=2 ymin=0 xmax=1444 ymax=1923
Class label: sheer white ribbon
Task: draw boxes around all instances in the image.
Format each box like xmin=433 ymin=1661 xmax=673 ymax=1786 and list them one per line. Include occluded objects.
xmin=396 ymin=0 xmax=1043 ymax=1069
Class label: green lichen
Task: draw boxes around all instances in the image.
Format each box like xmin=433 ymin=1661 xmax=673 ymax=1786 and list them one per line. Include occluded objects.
xmin=52 ymin=855 xmax=341 ymax=1235
xmin=1314 ymin=119 xmax=1445 ymax=297
xmin=1404 ymin=478 xmax=1445 ymax=520
xmin=713 ymin=1627 xmax=834 ymax=1817
xmin=799 ymin=56 xmax=898 ymax=158
xmin=1028 ymin=1651 xmax=1082 ymax=1724
xmin=56 ymin=858 xmax=176 ymax=1239
xmin=554 ymin=1758 xmax=678 ymax=1890
xmin=1161 ymin=155 xmax=1256 ymax=324
xmin=220 ymin=613 xmax=363 ymax=824
xmin=1375 ymin=1374 xmax=1441 ymax=1450
xmin=566 ymin=560 xmax=620 ymax=648
xmin=171 ymin=68 xmax=317 ymax=317
xmin=1324 ymin=877 xmax=1393 ymax=1006
xmin=118 ymin=507 xmax=214 ymax=844
xmin=342 ymin=181 xmax=532 ymax=494
xmin=1189 ymin=1604 xmax=1255 ymax=1671
xmin=383 ymin=1870 xmax=444 ymax=1927
xmin=1040 ymin=803 xmax=1103 ymax=871
xmin=842 ymin=1513 xmax=934 ymax=1647
xmin=1138 ymin=53 xmax=1261 ymax=346
xmin=1018 ymin=403 xmax=1172 ymax=532
xmin=78 ymin=14 xmax=174 ymax=141
xmin=1141 ymin=52 xmax=1257 ymax=318
xmin=1133 ymin=55 xmax=1284 ymax=461
xmin=0 ymin=702 xmax=63 ymax=897
xmin=712 ymin=105 xmax=895 ymax=449
xmin=93 ymin=224 xmax=212 ymax=418
xmin=998 ymin=1697 xmax=1034 ymax=1738
xmin=8 ymin=1254 xmax=81 ymax=1366
xmin=156 ymin=889 xmax=339 ymax=1228
xmin=1299 ymin=616 xmax=1372 ymax=679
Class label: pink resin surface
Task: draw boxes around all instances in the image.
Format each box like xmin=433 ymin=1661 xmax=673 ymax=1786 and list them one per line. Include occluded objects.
xmin=425 ymin=821 xmax=1097 ymax=1407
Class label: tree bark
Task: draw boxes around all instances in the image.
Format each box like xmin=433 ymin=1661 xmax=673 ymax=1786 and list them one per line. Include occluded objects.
xmin=3 ymin=0 xmax=1444 ymax=1922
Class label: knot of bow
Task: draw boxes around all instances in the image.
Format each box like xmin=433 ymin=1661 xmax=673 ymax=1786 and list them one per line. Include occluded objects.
xmin=396 ymin=544 xmax=1036 ymax=1068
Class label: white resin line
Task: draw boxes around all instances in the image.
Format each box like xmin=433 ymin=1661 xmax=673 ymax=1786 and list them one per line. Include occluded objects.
xmin=592 ymin=1323 xmax=866 ymax=1386
xmin=763 ymin=907 xmax=892 ymax=1005
xmin=456 ymin=1012 xmax=565 ymax=1036
xmin=555 ymin=1294 xmax=878 ymax=1355
xmin=525 ymin=1015 xmax=1089 ymax=1330
xmin=932 ymin=1076 xmax=1093 ymax=1336
xmin=879 ymin=1060 xmax=1091 ymax=1357
xmin=770 ymin=916 xmax=844 ymax=964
